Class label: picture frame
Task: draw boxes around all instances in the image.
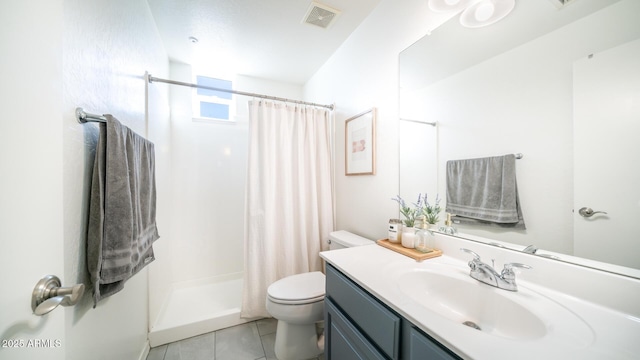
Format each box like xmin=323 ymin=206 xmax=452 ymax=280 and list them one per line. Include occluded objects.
xmin=345 ymin=108 xmax=376 ymax=176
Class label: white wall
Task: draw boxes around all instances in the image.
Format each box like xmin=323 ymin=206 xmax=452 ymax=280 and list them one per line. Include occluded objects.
xmin=62 ymin=1 xmax=169 ymax=360
xmin=304 ymin=0 xmax=439 ymax=240
xmin=167 ymin=62 xmax=246 ymax=285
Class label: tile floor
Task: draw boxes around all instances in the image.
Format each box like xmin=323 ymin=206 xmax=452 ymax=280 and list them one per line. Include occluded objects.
xmin=146 ymin=318 xmax=324 ymax=360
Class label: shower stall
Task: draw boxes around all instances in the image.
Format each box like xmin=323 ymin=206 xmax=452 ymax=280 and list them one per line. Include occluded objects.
xmin=147 ymin=63 xmax=312 ymax=346
xmin=148 ymin=64 xmax=251 ymax=346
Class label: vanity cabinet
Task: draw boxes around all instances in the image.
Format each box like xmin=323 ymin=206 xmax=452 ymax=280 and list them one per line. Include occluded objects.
xmin=325 ymin=264 xmax=461 ymax=360
xmin=405 ymin=325 xmax=460 ymax=360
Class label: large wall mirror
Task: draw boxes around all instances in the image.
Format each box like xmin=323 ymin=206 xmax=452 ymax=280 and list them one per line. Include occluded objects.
xmin=399 ymin=0 xmax=640 ymax=277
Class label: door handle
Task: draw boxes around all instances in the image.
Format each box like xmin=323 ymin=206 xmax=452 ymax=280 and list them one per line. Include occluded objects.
xmin=31 ymin=275 xmax=85 ymax=316
xmin=578 ymin=207 xmax=608 ymax=218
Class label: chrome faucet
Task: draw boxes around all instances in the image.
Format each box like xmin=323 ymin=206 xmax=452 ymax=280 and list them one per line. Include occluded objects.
xmin=460 ymin=248 xmax=531 ymax=291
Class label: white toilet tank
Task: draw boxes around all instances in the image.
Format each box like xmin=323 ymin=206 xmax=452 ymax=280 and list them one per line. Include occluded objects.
xmin=328 ymin=230 xmax=373 ymax=250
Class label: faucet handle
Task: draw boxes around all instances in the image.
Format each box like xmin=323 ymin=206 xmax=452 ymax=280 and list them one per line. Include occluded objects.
xmin=460 ymin=248 xmax=480 ymax=260
xmin=504 ymin=263 xmax=532 ymax=270
xmin=460 ymin=248 xmax=482 ymax=271
xmin=502 ymin=263 xmax=532 ymax=279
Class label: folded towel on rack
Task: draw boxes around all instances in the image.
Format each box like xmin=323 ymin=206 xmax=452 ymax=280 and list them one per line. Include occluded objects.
xmin=87 ymin=115 xmax=160 ymax=306
xmin=445 ymin=154 xmax=525 ymax=229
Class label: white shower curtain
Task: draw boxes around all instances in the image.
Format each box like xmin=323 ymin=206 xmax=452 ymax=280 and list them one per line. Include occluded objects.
xmin=241 ymin=101 xmax=334 ymax=318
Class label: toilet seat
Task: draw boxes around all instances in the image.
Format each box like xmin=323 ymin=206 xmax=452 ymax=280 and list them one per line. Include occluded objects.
xmin=267 ymin=271 xmax=325 ymax=305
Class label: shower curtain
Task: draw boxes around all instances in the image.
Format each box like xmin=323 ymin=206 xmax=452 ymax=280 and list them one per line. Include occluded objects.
xmin=241 ymin=100 xmax=334 ymax=318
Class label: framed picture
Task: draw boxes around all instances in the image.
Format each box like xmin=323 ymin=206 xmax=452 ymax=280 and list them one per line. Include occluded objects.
xmin=345 ymin=108 xmax=376 ymax=175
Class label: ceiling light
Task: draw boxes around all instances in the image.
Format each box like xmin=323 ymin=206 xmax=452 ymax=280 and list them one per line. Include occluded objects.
xmin=428 ymin=0 xmax=516 ymax=29
xmin=459 ymin=0 xmax=515 ymax=28
xmin=473 ymin=2 xmax=495 ymax=22
xmin=428 ymin=0 xmax=475 ymax=13
xmin=188 ymin=36 xmax=199 ymax=44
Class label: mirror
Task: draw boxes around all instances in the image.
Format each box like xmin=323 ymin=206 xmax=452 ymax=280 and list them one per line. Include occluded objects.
xmin=399 ymin=0 xmax=640 ymax=277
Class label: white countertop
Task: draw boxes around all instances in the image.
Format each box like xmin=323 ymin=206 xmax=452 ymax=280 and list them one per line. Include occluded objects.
xmin=321 ymin=240 xmax=640 ymax=360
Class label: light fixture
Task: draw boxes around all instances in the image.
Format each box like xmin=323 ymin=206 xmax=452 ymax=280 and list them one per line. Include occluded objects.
xmin=427 ymin=0 xmax=516 ymax=28
xmin=428 ymin=0 xmax=476 ymax=13
xmin=459 ymin=0 xmax=515 ymax=28
xmin=188 ymin=36 xmax=199 ymax=44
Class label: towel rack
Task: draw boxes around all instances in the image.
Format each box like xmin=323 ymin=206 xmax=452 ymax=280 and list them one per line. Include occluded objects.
xmin=399 ymin=117 xmax=437 ymax=127
xmin=76 ymin=107 xmax=107 ymax=123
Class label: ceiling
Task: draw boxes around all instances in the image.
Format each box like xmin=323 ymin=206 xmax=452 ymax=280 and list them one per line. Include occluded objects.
xmin=147 ymin=0 xmax=383 ymax=84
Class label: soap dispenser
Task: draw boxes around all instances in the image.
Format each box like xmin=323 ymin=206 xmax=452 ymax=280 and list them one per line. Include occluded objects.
xmin=414 ymin=221 xmax=435 ymax=253
xmin=439 ymin=213 xmax=457 ymax=235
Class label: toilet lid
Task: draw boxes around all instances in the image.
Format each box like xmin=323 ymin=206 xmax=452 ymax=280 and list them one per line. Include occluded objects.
xmin=267 ymin=271 xmax=325 ymax=304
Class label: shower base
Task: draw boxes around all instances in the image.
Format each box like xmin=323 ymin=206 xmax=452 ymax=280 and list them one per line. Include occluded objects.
xmin=149 ymin=273 xmax=254 ymax=347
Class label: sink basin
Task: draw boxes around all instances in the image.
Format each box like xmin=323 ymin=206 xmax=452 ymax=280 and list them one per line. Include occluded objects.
xmin=393 ymin=266 xmax=594 ymax=345
xmin=397 ymin=269 xmax=546 ymax=340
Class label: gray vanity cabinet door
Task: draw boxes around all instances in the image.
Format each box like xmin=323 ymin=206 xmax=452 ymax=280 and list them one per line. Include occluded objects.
xmin=326 ymin=265 xmax=401 ymax=359
xmin=325 ymin=298 xmax=386 ymax=360
xmin=407 ymin=326 xmax=461 ymax=360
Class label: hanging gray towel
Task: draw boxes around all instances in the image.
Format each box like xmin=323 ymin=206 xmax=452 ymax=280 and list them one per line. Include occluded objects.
xmin=445 ymin=154 xmax=525 ymax=229
xmin=87 ymin=115 xmax=160 ymax=306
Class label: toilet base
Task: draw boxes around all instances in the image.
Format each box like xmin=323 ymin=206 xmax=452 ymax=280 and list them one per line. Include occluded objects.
xmin=274 ymin=320 xmax=323 ymax=360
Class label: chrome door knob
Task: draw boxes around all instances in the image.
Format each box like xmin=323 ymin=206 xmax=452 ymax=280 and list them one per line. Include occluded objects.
xmin=578 ymin=207 xmax=608 ymax=218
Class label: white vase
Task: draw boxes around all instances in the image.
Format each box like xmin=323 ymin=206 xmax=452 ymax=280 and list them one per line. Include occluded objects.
xmin=401 ymin=226 xmax=417 ymax=248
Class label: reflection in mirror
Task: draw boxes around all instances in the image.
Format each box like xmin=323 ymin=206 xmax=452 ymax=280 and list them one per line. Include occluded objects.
xmin=398 ymin=119 xmax=437 ymax=202
xmin=398 ymin=0 xmax=640 ymax=277
xmin=573 ymin=39 xmax=640 ymax=270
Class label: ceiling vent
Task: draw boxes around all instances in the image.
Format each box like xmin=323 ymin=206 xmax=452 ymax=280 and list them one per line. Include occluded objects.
xmin=548 ymin=0 xmax=578 ymax=8
xmin=303 ymin=2 xmax=341 ymax=29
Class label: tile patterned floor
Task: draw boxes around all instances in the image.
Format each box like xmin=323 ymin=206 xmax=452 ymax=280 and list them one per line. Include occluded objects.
xmin=147 ymin=318 xmax=324 ymax=360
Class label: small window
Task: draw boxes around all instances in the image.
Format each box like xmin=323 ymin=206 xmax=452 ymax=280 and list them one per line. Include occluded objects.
xmin=200 ymin=101 xmax=229 ymax=119
xmin=192 ymin=75 xmax=235 ymax=122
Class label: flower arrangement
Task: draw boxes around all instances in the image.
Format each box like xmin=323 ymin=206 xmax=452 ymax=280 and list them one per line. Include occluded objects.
xmin=392 ymin=193 xmax=442 ymax=227
xmin=391 ymin=194 xmax=425 ymax=227
xmin=391 ymin=194 xmax=422 ymax=227
xmin=422 ymin=194 xmax=442 ymax=225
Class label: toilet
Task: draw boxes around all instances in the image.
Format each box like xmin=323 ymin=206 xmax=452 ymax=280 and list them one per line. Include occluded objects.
xmin=265 ymin=230 xmax=373 ymax=360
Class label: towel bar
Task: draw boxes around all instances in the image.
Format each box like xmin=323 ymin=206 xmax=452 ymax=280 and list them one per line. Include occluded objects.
xmin=76 ymin=107 xmax=107 ymax=123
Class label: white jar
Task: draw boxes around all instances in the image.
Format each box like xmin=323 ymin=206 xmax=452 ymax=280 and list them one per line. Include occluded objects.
xmin=401 ymin=226 xmax=417 ymax=248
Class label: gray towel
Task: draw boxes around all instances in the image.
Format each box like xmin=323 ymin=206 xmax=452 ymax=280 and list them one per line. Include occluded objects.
xmin=445 ymin=154 xmax=525 ymax=229
xmin=87 ymin=115 xmax=160 ymax=306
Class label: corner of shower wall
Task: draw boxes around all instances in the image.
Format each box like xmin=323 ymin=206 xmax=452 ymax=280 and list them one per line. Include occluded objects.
xmin=146 ymin=57 xmax=173 ymax=338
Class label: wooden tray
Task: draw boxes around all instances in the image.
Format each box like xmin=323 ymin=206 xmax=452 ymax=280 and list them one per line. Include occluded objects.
xmin=376 ymin=239 xmax=442 ymax=261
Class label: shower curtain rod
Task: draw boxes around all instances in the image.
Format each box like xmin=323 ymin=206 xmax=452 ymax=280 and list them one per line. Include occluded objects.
xmin=147 ymin=74 xmax=334 ymax=110
xmin=399 ymin=117 xmax=437 ymax=126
